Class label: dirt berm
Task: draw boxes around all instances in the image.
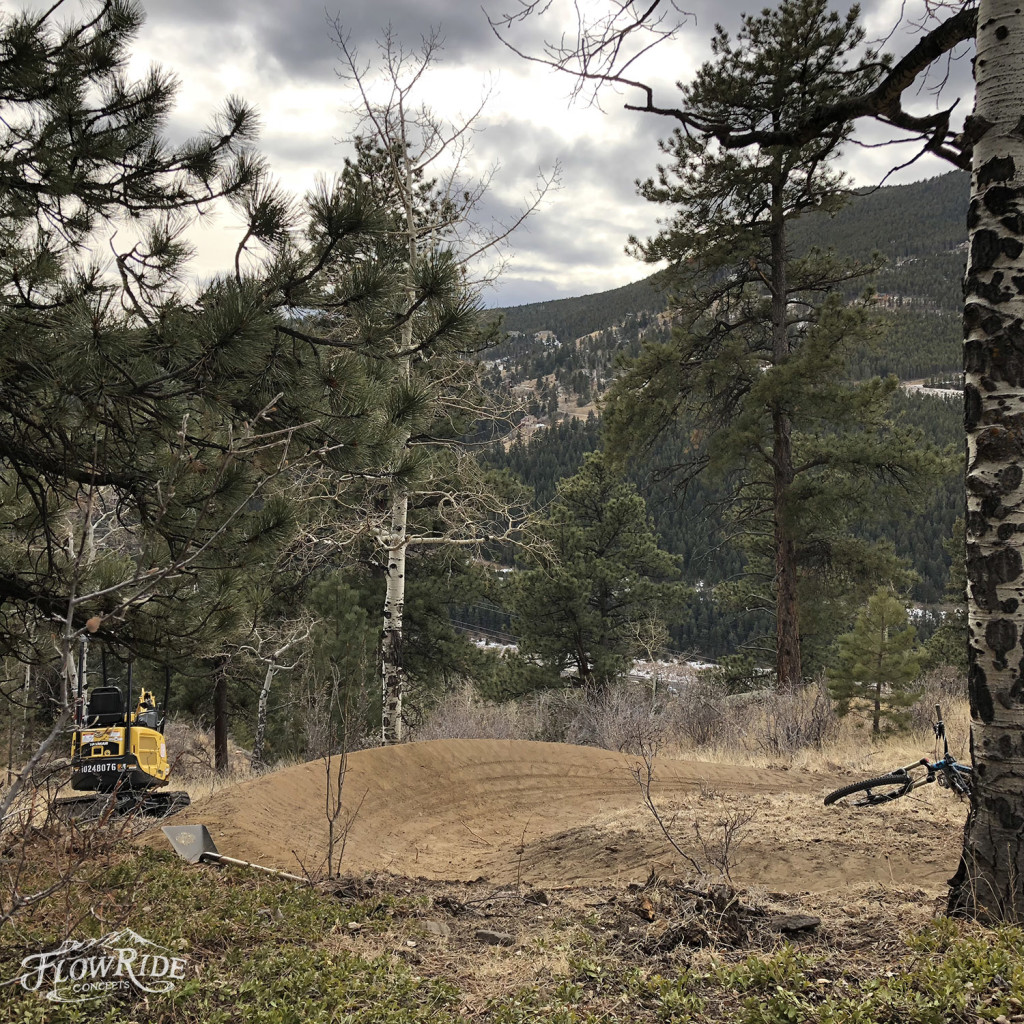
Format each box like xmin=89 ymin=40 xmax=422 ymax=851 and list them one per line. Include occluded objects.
xmin=151 ymin=739 xmax=962 ymax=892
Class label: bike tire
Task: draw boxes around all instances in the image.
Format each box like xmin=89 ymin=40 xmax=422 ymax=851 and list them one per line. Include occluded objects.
xmin=823 ymin=772 xmax=914 ymax=807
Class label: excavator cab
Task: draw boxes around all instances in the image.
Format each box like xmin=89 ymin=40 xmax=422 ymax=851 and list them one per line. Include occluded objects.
xmin=133 ymin=690 xmax=161 ymax=731
xmin=83 ymin=686 xmax=124 ymax=727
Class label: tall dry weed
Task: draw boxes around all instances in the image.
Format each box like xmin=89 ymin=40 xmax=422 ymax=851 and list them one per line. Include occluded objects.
xmin=413 ymin=682 xmax=550 ymax=742
xmin=563 ymin=684 xmax=664 ymax=753
xmin=673 ymin=676 xmax=731 ymax=747
xmin=755 ymin=677 xmax=840 ymax=758
xmin=410 ymin=670 xmax=973 ymax=777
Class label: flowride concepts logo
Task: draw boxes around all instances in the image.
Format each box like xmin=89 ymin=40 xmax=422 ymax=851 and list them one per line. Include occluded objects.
xmin=9 ymin=928 xmax=190 ymax=1003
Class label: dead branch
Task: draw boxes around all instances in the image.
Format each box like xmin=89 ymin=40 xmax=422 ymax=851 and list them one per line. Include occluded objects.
xmin=489 ymin=1 xmax=977 ymax=168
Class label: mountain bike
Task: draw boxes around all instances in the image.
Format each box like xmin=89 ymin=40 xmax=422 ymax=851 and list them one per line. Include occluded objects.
xmin=823 ymin=704 xmax=972 ymax=807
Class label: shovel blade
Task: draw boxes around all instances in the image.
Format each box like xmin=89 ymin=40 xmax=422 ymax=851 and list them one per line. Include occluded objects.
xmin=162 ymin=823 xmax=219 ymax=864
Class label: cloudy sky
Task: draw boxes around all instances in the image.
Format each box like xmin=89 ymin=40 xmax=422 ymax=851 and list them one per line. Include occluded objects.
xmin=39 ymin=0 xmax=977 ymax=307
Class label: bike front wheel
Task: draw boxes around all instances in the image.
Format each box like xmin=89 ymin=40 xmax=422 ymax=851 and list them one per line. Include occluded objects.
xmin=823 ymin=772 xmax=914 ymax=807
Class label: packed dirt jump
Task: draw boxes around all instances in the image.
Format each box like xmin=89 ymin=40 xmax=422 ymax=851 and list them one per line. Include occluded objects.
xmin=153 ymin=739 xmax=963 ymax=894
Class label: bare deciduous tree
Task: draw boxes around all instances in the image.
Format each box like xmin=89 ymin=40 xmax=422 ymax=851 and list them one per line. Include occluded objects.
xmin=331 ymin=24 xmax=557 ymax=743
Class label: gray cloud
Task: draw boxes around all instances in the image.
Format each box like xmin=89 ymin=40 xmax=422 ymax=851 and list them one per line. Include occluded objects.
xmin=121 ymin=0 xmax=978 ymax=305
xmin=142 ymin=0 xmax=509 ymax=84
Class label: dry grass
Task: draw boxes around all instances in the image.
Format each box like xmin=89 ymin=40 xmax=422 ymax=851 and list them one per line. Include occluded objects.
xmin=412 ymin=684 xmax=553 ymax=742
xmin=162 ymin=718 xmax=259 ymax=804
xmin=412 ymin=676 xmax=972 ymax=779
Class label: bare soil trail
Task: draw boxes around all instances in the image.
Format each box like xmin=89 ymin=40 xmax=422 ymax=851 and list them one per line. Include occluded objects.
xmin=153 ymin=739 xmax=963 ymax=894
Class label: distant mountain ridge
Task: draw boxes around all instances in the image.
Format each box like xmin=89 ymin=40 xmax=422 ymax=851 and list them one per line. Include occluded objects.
xmin=491 ymin=171 xmax=969 ymax=340
xmin=491 ymin=273 xmax=668 ymax=341
xmin=790 ymin=171 xmax=969 ymax=260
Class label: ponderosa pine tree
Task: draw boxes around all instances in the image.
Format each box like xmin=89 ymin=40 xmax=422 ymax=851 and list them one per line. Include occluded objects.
xmin=0 ymin=1 xmax=438 ymax=798
xmin=830 ymin=586 xmax=923 ymax=735
xmin=509 ymin=451 xmax=685 ymax=688
xmin=603 ymin=0 xmax=945 ymax=689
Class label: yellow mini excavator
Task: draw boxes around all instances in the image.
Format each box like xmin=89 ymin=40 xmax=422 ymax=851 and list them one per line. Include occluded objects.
xmin=53 ymin=664 xmax=191 ymax=819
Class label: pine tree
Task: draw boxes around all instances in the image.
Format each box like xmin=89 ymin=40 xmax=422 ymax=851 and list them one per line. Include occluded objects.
xmin=0 ymin=1 xmax=429 ymax=796
xmin=830 ymin=587 xmax=924 ymax=735
xmin=604 ymin=0 xmax=946 ymax=688
xmin=509 ymin=452 xmax=685 ymax=688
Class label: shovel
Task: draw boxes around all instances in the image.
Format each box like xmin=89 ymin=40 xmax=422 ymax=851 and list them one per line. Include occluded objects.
xmin=161 ymin=824 xmax=307 ymax=883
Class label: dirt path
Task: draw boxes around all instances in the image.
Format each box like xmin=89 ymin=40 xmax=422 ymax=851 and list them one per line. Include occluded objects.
xmin=151 ymin=739 xmax=962 ymax=893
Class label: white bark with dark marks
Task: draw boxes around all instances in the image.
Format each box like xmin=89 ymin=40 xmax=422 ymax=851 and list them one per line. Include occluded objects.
xmin=952 ymin=0 xmax=1024 ymax=922
xmin=251 ymin=660 xmax=276 ymax=773
xmin=380 ymin=488 xmax=409 ymax=745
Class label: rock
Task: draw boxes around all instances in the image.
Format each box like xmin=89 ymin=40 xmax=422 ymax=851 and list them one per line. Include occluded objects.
xmin=474 ymin=928 xmax=514 ymax=947
xmin=434 ymin=895 xmax=467 ymax=915
xmin=635 ymin=897 xmax=656 ymax=922
xmin=769 ymin=914 xmax=821 ymax=934
xmin=423 ymin=920 xmax=451 ymax=938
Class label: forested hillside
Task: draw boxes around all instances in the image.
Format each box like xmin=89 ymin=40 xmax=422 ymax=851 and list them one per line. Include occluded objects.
xmin=485 ymin=391 xmax=961 ymax=658
xmin=850 ymin=311 xmax=961 ymax=379
xmin=495 ymin=274 xmax=668 ymax=340
xmin=788 ymin=171 xmax=968 ymax=259
xmin=482 ymin=171 xmax=968 ymax=660
xmin=489 ymin=173 xmax=966 ymax=395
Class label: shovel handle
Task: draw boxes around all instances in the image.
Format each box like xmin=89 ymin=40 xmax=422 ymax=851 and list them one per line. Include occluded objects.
xmin=202 ymin=852 xmax=308 ymax=884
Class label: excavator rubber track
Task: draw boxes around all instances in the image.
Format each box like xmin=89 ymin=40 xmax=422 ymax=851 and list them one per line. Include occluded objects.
xmin=51 ymin=789 xmax=191 ymax=822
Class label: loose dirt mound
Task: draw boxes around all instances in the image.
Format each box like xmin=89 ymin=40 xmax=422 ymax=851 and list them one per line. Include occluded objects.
xmin=153 ymin=739 xmax=962 ymax=892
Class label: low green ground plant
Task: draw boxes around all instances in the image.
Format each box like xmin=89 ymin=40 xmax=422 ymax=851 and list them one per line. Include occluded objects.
xmin=3 ymin=848 xmax=1024 ymax=1023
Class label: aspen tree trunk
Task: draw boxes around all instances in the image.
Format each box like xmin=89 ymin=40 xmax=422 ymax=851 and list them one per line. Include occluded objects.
xmin=381 ymin=486 xmax=409 ymax=744
xmin=250 ymin=660 xmax=276 ymax=772
xmin=20 ymin=662 xmax=30 ymax=761
xmin=379 ymin=143 xmax=418 ymax=746
xmin=948 ymin=0 xmax=1024 ymax=922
